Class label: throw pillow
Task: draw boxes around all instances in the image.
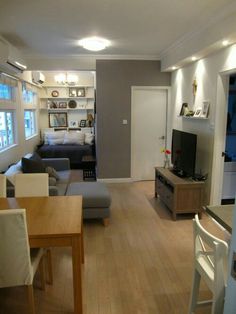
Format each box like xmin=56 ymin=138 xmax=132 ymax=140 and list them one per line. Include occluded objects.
xmin=45 ymin=166 xmax=60 ymax=180
xmin=47 ymin=131 xmax=65 ymax=145
xmin=48 ymin=176 xmax=57 ymax=186
xmin=84 ymin=133 xmax=94 ymax=145
xmin=44 ymin=130 xmax=55 ymax=144
xmin=63 ymin=131 xmax=85 ymax=145
xmin=21 ymin=157 xmax=46 ymax=173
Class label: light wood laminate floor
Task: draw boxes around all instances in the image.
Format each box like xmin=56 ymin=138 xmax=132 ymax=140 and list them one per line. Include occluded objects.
xmin=0 ymin=177 xmax=224 ymax=313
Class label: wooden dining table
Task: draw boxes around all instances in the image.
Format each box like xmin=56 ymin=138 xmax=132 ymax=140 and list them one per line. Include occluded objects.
xmin=0 ymin=195 xmax=84 ymax=314
xmin=205 ymin=204 xmax=234 ymax=233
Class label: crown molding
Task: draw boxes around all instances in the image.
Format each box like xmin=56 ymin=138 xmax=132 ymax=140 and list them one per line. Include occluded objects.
xmin=25 ymin=54 xmax=160 ymax=61
xmin=160 ymin=1 xmax=236 ymax=71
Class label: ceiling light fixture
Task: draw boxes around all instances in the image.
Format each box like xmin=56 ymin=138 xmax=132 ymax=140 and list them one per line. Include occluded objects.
xmin=78 ymin=37 xmax=110 ymax=51
xmin=172 ymin=66 xmax=177 ymax=70
xmin=222 ymin=40 xmax=229 ymax=46
xmin=54 ymin=73 xmax=78 ymax=85
xmin=191 ymin=56 xmax=197 ymax=61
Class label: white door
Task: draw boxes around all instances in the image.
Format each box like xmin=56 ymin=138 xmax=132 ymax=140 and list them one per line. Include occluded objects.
xmin=131 ymin=87 xmax=168 ymax=180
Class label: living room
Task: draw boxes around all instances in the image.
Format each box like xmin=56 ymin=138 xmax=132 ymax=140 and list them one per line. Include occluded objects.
xmin=1 ymin=0 xmax=236 ymax=313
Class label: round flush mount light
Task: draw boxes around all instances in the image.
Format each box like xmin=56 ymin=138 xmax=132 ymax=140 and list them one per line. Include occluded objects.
xmin=78 ymin=37 xmax=110 ymax=51
xmin=191 ymin=56 xmax=197 ymax=61
xmin=172 ymin=66 xmax=177 ymax=70
xmin=222 ymin=40 xmax=229 ymax=46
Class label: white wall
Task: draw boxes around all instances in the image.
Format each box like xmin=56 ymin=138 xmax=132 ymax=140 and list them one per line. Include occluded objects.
xmin=170 ymin=44 xmax=236 ymax=204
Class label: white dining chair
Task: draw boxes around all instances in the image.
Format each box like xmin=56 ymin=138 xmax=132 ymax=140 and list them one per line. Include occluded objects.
xmin=0 ymin=174 xmax=6 ymax=197
xmin=188 ymin=214 xmax=229 ymax=314
xmin=14 ymin=173 xmax=53 ymax=284
xmin=0 ymin=208 xmax=46 ymax=314
xmin=15 ymin=173 xmax=49 ymax=197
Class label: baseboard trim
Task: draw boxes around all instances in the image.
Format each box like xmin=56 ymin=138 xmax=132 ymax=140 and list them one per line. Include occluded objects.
xmin=97 ymin=178 xmax=133 ymax=183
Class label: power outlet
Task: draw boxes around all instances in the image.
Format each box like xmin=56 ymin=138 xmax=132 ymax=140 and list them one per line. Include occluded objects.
xmin=231 ymin=251 xmax=236 ymax=280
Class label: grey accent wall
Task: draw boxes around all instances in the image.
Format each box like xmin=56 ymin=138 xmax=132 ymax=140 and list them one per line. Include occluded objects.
xmin=96 ymin=60 xmax=171 ymax=179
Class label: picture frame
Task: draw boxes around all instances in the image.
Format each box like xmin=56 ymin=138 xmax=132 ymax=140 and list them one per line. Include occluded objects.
xmin=49 ymin=112 xmax=68 ymax=128
xmin=77 ymin=87 xmax=85 ymax=97
xmin=194 ymin=107 xmax=202 ymax=117
xmin=179 ymin=103 xmax=189 ymax=116
xmin=69 ymin=88 xmax=77 ymax=97
xmin=59 ymin=102 xmax=67 ymax=108
xmin=79 ymin=119 xmax=87 ymax=127
xmin=69 ymin=120 xmax=78 ymax=128
xmin=201 ymin=101 xmax=210 ymax=118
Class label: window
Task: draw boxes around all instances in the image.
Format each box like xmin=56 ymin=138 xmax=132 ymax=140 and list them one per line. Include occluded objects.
xmin=0 ymin=111 xmax=15 ymax=150
xmin=24 ymin=110 xmax=36 ymax=138
xmin=22 ymin=88 xmax=35 ymax=104
xmin=0 ymin=83 xmax=12 ymax=100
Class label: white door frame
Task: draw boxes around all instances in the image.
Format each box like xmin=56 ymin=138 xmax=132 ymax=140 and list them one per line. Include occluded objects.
xmin=131 ymin=86 xmax=170 ymax=181
xmin=211 ymin=68 xmax=236 ymax=204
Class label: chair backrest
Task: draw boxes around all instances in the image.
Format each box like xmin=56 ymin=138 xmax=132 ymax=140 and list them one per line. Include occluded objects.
xmin=15 ymin=173 xmax=49 ymax=197
xmin=0 ymin=208 xmax=33 ymax=288
xmin=0 ymin=174 xmax=6 ymax=197
xmin=193 ymin=214 xmax=228 ymax=290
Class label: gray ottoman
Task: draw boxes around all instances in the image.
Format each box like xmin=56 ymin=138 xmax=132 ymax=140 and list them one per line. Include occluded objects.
xmin=66 ymin=182 xmax=111 ymax=226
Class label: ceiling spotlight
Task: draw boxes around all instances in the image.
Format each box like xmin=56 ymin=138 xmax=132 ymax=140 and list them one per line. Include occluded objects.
xmin=78 ymin=37 xmax=110 ymax=51
xmin=191 ymin=56 xmax=197 ymax=61
xmin=222 ymin=40 xmax=229 ymax=46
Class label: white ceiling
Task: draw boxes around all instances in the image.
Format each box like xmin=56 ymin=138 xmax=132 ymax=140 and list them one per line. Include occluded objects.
xmin=0 ymin=0 xmax=234 ymax=59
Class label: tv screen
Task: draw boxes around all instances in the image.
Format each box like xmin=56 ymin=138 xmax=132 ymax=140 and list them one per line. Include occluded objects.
xmin=171 ymin=129 xmax=197 ymax=178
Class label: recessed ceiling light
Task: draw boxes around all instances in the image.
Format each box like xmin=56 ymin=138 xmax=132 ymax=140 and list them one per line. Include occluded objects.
xmin=172 ymin=66 xmax=177 ymax=70
xmin=191 ymin=56 xmax=197 ymax=61
xmin=222 ymin=40 xmax=229 ymax=46
xmin=78 ymin=37 xmax=110 ymax=51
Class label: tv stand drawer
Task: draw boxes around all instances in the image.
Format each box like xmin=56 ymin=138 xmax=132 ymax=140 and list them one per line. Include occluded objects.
xmin=155 ymin=167 xmax=204 ymax=220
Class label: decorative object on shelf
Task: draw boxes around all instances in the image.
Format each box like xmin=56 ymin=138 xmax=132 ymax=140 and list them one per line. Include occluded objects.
xmin=79 ymin=119 xmax=87 ymax=127
xmin=68 ymin=100 xmax=77 ymax=108
xmin=179 ymin=103 xmax=190 ymax=116
xmin=69 ymin=120 xmax=78 ymax=127
xmin=77 ymin=87 xmax=85 ymax=97
xmin=201 ymin=101 xmax=210 ymax=118
xmin=48 ymin=101 xmax=59 ymax=109
xmin=69 ymin=88 xmax=77 ymax=97
xmin=86 ymin=113 xmax=94 ymax=127
xmin=59 ymin=102 xmax=67 ymax=108
xmin=192 ymin=78 xmax=197 ymax=96
xmin=51 ymin=90 xmax=59 ymax=97
xmin=185 ymin=110 xmax=194 ymax=117
xmin=194 ymin=107 xmax=202 ymax=117
xmin=49 ymin=112 xmax=68 ymax=128
xmin=161 ymin=148 xmax=171 ymax=168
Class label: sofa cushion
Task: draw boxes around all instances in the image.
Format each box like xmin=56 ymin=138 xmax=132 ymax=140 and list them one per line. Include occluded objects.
xmin=47 ymin=131 xmax=65 ymax=145
xmin=64 ymin=131 xmax=85 ymax=145
xmin=4 ymin=164 xmax=22 ymax=185
xmin=67 ymin=182 xmax=111 ymax=208
xmin=45 ymin=166 xmax=60 ymax=180
xmin=21 ymin=157 xmax=46 ymax=173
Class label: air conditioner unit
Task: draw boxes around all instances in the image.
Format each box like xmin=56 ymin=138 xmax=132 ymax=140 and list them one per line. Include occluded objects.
xmin=0 ymin=39 xmax=27 ymax=74
xmin=32 ymin=71 xmax=45 ymax=84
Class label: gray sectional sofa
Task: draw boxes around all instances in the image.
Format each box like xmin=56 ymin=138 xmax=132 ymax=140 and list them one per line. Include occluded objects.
xmin=5 ymin=156 xmax=71 ymax=197
xmin=5 ymin=154 xmax=111 ymax=225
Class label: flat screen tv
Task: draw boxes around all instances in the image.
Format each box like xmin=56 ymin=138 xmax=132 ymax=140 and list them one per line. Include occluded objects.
xmin=171 ymin=129 xmax=197 ymax=178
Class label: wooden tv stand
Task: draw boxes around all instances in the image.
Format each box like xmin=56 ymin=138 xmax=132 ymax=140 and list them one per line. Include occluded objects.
xmin=155 ymin=167 xmax=204 ymax=220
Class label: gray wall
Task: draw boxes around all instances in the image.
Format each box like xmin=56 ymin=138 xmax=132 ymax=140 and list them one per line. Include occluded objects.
xmin=96 ymin=60 xmax=171 ymax=179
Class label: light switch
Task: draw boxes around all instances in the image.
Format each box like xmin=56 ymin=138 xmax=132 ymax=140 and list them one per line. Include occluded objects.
xmin=122 ymin=119 xmax=128 ymax=125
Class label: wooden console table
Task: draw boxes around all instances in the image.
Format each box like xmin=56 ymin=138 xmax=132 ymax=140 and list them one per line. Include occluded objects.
xmin=155 ymin=167 xmax=205 ymax=220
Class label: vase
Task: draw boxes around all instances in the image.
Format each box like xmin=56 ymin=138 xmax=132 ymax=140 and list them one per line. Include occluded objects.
xmin=164 ymin=156 xmax=170 ymax=168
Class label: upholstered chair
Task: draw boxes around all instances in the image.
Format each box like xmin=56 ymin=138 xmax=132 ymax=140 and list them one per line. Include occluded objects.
xmin=0 ymin=208 xmax=46 ymax=314
xmin=15 ymin=173 xmax=49 ymax=197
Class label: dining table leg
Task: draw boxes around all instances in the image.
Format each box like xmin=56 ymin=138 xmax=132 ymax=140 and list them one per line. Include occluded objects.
xmin=72 ymin=235 xmax=82 ymax=314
